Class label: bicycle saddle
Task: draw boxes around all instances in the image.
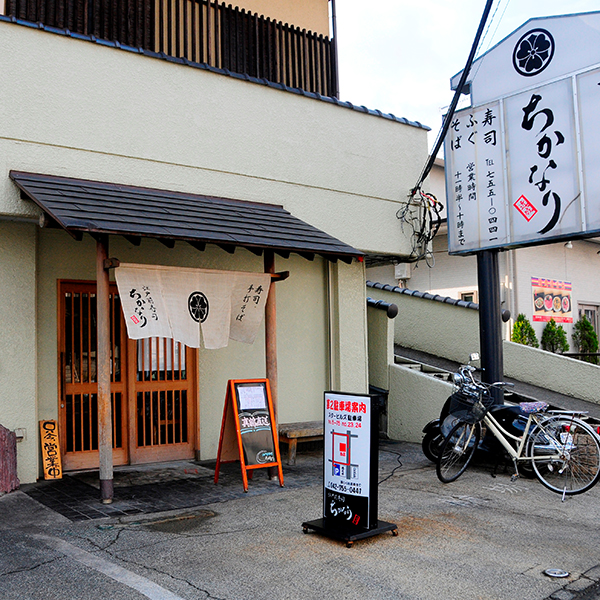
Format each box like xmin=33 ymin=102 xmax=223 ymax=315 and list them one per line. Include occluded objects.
xmin=519 ymin=401 xmax=549 ymax=414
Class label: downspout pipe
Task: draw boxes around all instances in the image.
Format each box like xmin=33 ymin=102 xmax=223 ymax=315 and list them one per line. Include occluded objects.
xmin=330 ymin=0 xmax=339 ymax=99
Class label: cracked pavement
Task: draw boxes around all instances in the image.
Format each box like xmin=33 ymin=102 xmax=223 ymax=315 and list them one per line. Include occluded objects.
xmin=1 ymin=442 xmax=600 ymax=600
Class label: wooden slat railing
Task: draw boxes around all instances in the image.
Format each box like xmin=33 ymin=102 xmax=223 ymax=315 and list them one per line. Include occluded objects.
xmin=7 ymin=0 xmax=154 ymax=49
xmin=7 ymin=0 xmax=338 ymax=97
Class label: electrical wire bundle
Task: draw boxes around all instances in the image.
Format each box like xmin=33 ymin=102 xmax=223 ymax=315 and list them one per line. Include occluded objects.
xmin=396 ymin=189 xmax=443 ymax=267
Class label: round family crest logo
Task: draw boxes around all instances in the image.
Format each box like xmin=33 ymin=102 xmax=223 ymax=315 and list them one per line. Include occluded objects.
xmin=512 ymin=28 xmax=555 ymax=77
xmin=188 ymin=291 xmax=209 ymax=323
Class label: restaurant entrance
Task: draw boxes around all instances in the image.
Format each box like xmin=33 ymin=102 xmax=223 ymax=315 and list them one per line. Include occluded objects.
xmin=58 ymin=281 xmax=197 ymax=471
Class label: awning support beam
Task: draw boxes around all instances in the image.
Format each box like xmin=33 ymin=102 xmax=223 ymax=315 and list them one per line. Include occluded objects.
xmin=96 ymin=235 xmax=114 ymax=503
xmin=264 ymin=250 xmax=279 ymax=482
xmin=264 ymin=250 xmax=278 ymax=417
xmin=124 ymin=235 xmax=141 ymax=246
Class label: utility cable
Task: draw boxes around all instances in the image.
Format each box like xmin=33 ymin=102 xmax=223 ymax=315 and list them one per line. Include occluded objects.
xmin=410 ymin=0 xmax=496 ymax=196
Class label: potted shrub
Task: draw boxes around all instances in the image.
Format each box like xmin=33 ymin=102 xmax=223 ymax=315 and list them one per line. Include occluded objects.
xmin=541 ymin=318 xmax=569 ymax=354
xmin=511 ymin=313 xmax=539 ymax=348
xmin=572 ymin=315 xmax=599 ymax=364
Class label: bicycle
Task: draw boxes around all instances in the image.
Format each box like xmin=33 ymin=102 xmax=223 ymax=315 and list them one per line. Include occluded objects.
xmin=436 ymin=358 xmax=600 ymax=500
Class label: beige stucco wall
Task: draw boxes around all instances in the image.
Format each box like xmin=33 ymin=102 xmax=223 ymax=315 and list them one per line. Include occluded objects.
xmin=0 ymin=21 xmax=426 ymax=258
xmin=0 ymin=222 xmax=38 ymax=480
xmin=367 ymin=286 xmax=480 ymax=364
xmin=367 ymin=284 xmax=600 ymax=407
xmin=367 ymin=306 xmax=393 ymax=391
xmin=407 ymin=234 xmax=479 ymax=299
xmin=328 ymin=261 xmax=368 ymax=394
xmin=407 ymin=234 xmax=600 ymax=344
xmin=0 ymin=20 xmax=428 ymax=482
xmin=513 ymin=240 xmax=600 ymax=342
xmin=504 ymin=341 xmax=600 ymax=405
xmin=366 ymin=293 xmax=453 ymax=442
xmin=388 ymin=365 xmax=452 ymax=443
xmin=236 ymin=0 xmax=329 ymax=34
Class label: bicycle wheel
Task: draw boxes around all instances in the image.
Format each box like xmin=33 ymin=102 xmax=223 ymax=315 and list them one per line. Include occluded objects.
xmin=422 ymin=428 xmax=443 ymax=463
xmin=526 ymin=416 xmax=600 ymax=495
xmin=436 ymin=421 xmax=481 ymax=483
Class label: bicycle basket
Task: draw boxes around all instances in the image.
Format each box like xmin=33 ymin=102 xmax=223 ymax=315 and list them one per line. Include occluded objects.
xmin=449 ymin=388 xmax=493 ymax=424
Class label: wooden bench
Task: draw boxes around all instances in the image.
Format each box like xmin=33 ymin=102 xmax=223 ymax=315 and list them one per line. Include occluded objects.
xmin=278 ymin=421 xmax=323 ymax=465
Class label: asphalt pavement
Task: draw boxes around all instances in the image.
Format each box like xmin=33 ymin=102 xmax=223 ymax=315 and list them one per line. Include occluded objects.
xmin=1 ymin=441 xmax=600 ymax=600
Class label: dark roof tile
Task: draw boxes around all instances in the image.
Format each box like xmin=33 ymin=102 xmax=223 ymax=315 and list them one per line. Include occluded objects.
xmin=11 ymin=171 xmax=361 ymax=261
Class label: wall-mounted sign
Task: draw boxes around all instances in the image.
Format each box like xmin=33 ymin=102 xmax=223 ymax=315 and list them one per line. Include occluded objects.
xmin=214 ymin=379 xmax=283 ymax=492
xmin=531 ymin=277 xmax=572 ymax=323
xmin=445 ymin=14 xmax=600 ymax=254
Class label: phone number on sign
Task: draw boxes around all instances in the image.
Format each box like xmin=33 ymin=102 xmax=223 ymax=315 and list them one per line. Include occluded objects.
xmin=328 ymin=482 xmax=362 ymax=494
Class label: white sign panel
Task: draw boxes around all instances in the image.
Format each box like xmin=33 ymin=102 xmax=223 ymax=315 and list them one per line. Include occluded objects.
xmin=446 ymin=13 xmax=600 ymax=254
xmin=446 ymin=103 xmax=508 ymax=253
xmin=450 ymin=13 xmax=600 ymax=106
xmin=324 ymin=392 xmax=371 ymax=528
xmin=577 ymin=66 xmax=600 ymax=233
xmin=505 ymin=78 xmax=580 ymax=243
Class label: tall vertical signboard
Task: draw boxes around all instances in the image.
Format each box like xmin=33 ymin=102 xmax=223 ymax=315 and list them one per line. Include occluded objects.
xmin=445 ymin=14 xmax=600 ymax=254
xmin=302 ymin=392 xmax=397 ymax=547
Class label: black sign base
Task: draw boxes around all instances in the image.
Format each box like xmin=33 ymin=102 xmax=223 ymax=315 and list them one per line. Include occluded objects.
xmin=302 ymin=518 xmax=398 ymax=548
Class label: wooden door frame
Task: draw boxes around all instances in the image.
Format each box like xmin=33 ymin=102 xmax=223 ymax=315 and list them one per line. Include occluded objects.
xmin=57 ymin=279 xmax=200 ymax=470
xmin=126 ymin=337 xmax=198 ymax=465
xmin=57 ymin=279 xmax=129 ymax=470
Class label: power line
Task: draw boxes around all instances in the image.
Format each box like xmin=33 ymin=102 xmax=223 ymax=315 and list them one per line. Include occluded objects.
xmin=411 ymin=0 xmax=496 ymax=195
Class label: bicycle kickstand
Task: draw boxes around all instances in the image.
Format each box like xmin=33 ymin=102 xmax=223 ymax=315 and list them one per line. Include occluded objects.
xmin=510 ymin=459 xmax=520 ymax=482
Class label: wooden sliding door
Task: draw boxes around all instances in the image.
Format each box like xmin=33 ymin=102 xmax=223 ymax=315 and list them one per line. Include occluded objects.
xmin=58 ymin=281 xmax=197 ymax=471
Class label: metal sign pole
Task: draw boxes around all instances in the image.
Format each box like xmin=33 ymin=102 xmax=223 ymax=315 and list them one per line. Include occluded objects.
xmin=476 ymin=249 xmax=504 ymax=405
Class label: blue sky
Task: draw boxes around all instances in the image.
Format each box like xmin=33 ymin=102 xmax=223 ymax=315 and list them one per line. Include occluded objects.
xmin=335 ymin=0 xmax=599 ymax=147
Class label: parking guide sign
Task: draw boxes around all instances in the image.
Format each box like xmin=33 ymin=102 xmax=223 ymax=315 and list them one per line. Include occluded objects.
xmin=323 ymin=392 xmax=372 ymax=529
xmin=302 ymin=391 xmax=397 ymax=545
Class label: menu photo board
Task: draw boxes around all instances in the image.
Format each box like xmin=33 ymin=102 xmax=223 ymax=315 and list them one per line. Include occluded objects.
xmin=532 ymin=277 xmax=572 ymax=323
xmin=214 ymin=379 xmax=284 ymax=492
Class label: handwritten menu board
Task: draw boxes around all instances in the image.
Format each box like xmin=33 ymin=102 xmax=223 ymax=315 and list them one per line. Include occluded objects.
xmin=214 ymin=379 xmax=283 ymax=491
xmin=234 ymin=382 xmax=276 ymax=466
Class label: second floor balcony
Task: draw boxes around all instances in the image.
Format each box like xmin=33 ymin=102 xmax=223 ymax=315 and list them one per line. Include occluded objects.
xmin=5 ymin=0 xmax=338 ymax=97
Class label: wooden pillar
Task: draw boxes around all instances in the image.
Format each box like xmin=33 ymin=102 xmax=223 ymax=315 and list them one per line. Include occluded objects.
xmin=96 ymin=235 xmax=114 ymax=502
xmin=264 ymin=251 xmax=278 ymax=421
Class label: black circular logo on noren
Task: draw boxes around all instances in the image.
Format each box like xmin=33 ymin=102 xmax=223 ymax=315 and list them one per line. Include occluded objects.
xmin=188 ymin=291 xmax=209 ymax=323
xmin=513 ymin=28 xmax=555 ymax=77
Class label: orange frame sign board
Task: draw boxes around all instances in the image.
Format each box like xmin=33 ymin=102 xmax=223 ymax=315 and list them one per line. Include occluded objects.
xmin=214 ymin=379 xmax=284 ymax=491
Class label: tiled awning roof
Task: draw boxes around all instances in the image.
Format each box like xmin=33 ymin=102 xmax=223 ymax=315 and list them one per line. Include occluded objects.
xmin=10 ymin=171 xmax=362 ymax=263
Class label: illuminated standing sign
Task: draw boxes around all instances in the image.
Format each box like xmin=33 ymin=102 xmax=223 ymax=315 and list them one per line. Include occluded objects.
xmin=323 ymin=393 xmax=371 ymax=528
xmin=302 ymin=392 xmax=398 ymax=547
xmin=445 ymin=12 xmax=600 ymax=254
